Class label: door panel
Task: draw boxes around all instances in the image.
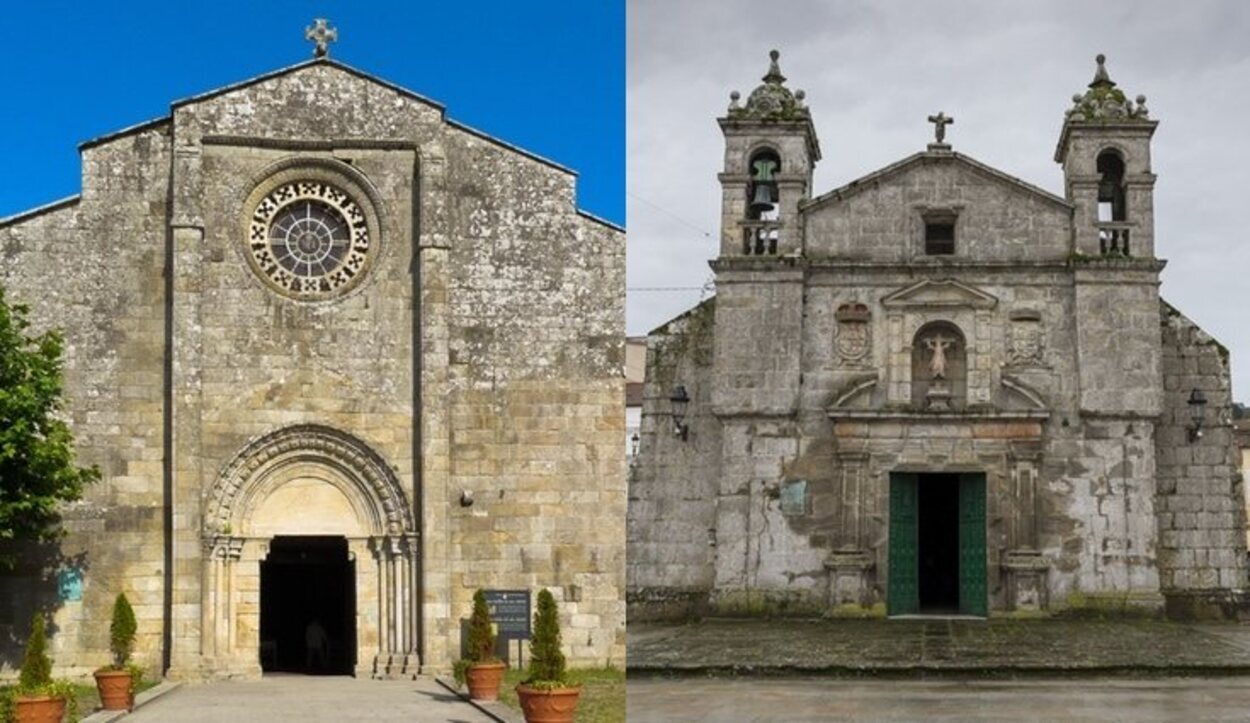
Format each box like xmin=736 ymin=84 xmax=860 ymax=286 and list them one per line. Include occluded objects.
xmin=958 ymin=473 xmax=988 ymax=617
xmin=888 ymin=473 xmax=919 ymax=615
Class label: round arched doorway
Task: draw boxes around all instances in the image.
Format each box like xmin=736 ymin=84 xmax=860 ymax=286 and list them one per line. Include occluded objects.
xmin=202 ymin=425 xmax=417 ymax=678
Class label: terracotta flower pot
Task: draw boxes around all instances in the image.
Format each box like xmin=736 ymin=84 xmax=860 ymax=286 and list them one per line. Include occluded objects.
xmin=464 ymin=660 xmax=506 ymax=701
xmin=515 ymin=684 xmax=581 ymax=723
xmin=94 ymin=668 xmax=134 ymax=711
xmin=14 ymin=694 xmax=66 ymax=723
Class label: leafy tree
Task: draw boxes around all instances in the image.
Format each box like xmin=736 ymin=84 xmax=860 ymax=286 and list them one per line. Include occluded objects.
xmin=525 ymin=588 xmax=568 ymax=685
xmin=0 ymin=284 xmax=98 ymax=564
xmin=109 ymin=592 xmax=137 ymax=668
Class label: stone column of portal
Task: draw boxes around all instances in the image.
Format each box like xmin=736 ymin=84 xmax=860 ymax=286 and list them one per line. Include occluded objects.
xmin=199 ymin=539 xmax=221 ymax=667
xmin=370 ymin=537 xmax=387 ymax=676
xmin=397 ymin=535 xmax=412 ymax=674
xmin=224 ymin=537 xmax=243 ymax=655
xmin=388 ymin=536 xmax=405 ymax=676
xmin=405 ymin=535 xmax=421 ymax=672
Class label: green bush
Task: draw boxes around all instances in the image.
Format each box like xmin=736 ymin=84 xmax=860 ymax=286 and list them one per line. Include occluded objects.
xmin=19 ymin=614 xmax=52 ymax=690
xmin=454 ymin=589 xmax=500 ymax=686
xmin=466 ymin=589 xmax=498 ymax=663
xmin=523 ymin=589 xmax=574 ymax=688
xmin=14 ymin=615 xmax=79 ymax=722
xmin=109 ymin=593 xmax=137 ymax=668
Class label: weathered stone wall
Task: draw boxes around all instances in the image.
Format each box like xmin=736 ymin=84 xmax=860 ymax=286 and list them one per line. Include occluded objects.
xmin=631 ymin=156 xmax=1171 ymax=619
xmin=0 ymin=123 xmax=172 ymax=676
xmin=1156 ymin=303 xmax=1248 ymax=617
xmin=442 ymin=127 xmax=625 ymax=664
xmin=803 ymin=157 xmax=1071 ymax=263
xmin=0 ymin=59 xmax=624 ymax=675
xmin=626 ymin=302 xmax=718 ymax=620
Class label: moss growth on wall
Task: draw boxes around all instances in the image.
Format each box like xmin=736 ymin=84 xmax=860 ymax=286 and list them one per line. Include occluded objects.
xmin=1058 ymin=591 xmax=1163 ymax=619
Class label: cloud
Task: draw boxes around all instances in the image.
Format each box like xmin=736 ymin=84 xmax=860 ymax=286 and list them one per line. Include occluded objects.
xmin=628 ymin=0 xmax=1250 ymax=399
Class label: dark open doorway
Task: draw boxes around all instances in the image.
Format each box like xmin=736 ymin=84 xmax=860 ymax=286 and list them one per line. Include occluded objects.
xmin=918 ymin=474 xmax=960 ymax=612
xmin=888 ymin=472 xmax=987 ymax=616
xmin=259 ymin=536 xmax=355 ymax=675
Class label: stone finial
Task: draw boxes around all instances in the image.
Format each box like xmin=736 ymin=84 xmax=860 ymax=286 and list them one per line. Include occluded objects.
xmin=1089 ymin=53 xmax=1115 ymax=88
xmin=728 ymin=49 xmax=809 ymax=121
xmin=1066 ymin=53 xmax=1151 ymax=123
xmin=305 ymin=18 xmax=338 ymax=58
xmin=763 ymin=49 xmax=787 ymax=85
xmin=729 ymin=90 xmax=741 ymax=112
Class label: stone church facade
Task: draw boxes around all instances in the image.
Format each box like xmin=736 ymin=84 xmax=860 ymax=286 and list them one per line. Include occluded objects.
xmin=628 ymin=53 xmax=1246 ymax=620
xmin=0 ymin=50 xmax=624 ymax=677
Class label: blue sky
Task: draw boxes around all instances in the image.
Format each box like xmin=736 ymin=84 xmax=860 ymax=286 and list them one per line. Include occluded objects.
xmin=0 ymin=1 xmax=624 ymax=225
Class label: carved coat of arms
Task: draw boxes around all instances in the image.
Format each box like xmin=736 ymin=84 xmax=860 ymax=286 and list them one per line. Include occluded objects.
xmin=834 ymin=303 xmax=871 ymax=364
xmin=1007 ymin=311 xmax=1045 ymax=366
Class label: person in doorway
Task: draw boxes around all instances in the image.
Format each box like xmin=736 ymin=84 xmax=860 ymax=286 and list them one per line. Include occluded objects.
xmin=305 ymin=617 xmax=329 ymax=672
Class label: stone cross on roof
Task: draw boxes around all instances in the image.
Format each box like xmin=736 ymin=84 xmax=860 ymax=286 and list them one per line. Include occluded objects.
xmin=927 ymin=112 xmax=954 ymax=147
xmin=305 ymin=18 xmax=338 ymax=58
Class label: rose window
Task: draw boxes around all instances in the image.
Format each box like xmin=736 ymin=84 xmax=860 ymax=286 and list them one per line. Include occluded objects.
xmin=247 ymin=182 xmax=372 ymax=299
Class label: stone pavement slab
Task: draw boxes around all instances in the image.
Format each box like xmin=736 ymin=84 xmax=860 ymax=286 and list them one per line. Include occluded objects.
xmin=628 ymin=619 xmax=1250 ymax=674
xmin=122 ymin=675 xmax=496 ymax=722
xmin=627 ymin=676 xmax=1250 ymax=722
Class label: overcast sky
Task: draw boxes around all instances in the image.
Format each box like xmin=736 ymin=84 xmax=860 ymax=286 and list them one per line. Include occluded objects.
xmin=628 ymin=0 xmax=1250 ymax=402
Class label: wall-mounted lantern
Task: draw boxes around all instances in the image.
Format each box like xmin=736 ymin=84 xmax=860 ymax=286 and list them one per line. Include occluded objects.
xmin=669 ymin=384 xmax=691 ymax=441
xmin=630 ymin=432 xmax=641 ymax=458
xmin=1187 ymin=388 xmax=1208 ymax=443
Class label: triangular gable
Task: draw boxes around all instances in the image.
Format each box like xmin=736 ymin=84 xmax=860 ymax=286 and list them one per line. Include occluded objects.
xmin=881 ymin=279 xmax=998 ymax=310
xmin=77 ymin=57 xmax=578 ymax=178
xmin=803 ymin=151 xmax=1071 ymax=212
xmin=170 ymin=57 xmax=445 ymax=113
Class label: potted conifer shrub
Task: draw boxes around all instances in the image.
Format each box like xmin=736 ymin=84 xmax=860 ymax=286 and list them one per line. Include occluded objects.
xmin=93 ymin=593 xmax=140 ymax=711
xmin=515 ymin=589 xmax=580 ymax=723
xmin=454 ymin=589 xmax=505 ymax=701
xmin=13 ymin=614 xmax=78 ymax=723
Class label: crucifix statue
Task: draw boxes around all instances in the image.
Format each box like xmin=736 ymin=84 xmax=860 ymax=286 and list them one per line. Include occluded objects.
xmin=925 ymin=333 xmax=955 ymax=380
xmin=305 ymin=18 xmax=338 ymax=58
xmin=927 ymin=112 xmax=954 ymax=145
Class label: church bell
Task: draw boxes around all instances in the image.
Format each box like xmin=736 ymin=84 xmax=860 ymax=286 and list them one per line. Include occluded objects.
xmin=748 ymin=181 xmax=777 ymax=216
xmin=748 ymin=157 xmax=779 ymax=217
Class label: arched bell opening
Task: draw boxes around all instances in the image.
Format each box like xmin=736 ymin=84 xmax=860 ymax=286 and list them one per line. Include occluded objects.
xmin=746 ymin=148 xmax=781 ymax=221
xmin=1096 ymin=149 xmax=1127 ymax=222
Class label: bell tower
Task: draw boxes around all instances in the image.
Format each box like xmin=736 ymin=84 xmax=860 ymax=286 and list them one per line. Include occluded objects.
xmin=1057 ymin=55 xmax=1163 ymax=417
xmin=717 ymin=50 xmax=820 ymax=257
xmin=707 ymin=50 xmax=821 ymax=420
xmin=1055 ymin=54 xmax=1158 ymax=258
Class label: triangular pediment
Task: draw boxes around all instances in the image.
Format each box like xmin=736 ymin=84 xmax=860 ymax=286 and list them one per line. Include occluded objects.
xmin=803 ymin=151 xmax=1071 ymax=212
xmin=880 ymin=279 xmax=998 ymax=310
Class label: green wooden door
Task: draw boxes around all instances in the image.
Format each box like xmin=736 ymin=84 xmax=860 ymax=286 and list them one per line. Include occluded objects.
xmin=957 ymin=473 xmax=988 ymax=617
xmin=887 ymin=473 xmax=919 ymax=615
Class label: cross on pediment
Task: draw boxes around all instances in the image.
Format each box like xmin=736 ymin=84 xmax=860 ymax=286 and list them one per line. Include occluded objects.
xmin=927 ymin=111 xmax=954 ymax=145
xmin=305 ymin=18 xmax=338 ymax=58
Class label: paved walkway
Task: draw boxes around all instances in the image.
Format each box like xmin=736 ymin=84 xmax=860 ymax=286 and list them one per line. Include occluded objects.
xmin=627 ymin=677 xmax=1250 ymax=721
xmin=124 ymin=675 xmax=495 ymax=723
xmin=628 ymin=619 xmax=1250 ymax=674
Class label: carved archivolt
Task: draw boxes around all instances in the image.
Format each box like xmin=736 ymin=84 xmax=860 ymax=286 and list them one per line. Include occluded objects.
xmin=204 ymin=424 xmax=414 ymax=537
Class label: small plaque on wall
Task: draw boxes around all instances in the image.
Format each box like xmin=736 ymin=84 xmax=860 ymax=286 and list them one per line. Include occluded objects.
xmin=780 ymin=479 xmax=809 ymax=516
xmin=57 ymin=567 xmax=83 ymax=602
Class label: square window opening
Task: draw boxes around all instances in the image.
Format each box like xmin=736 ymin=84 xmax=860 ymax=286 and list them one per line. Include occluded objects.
xmin=925 ymin=221 xmax=956 ymax=255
